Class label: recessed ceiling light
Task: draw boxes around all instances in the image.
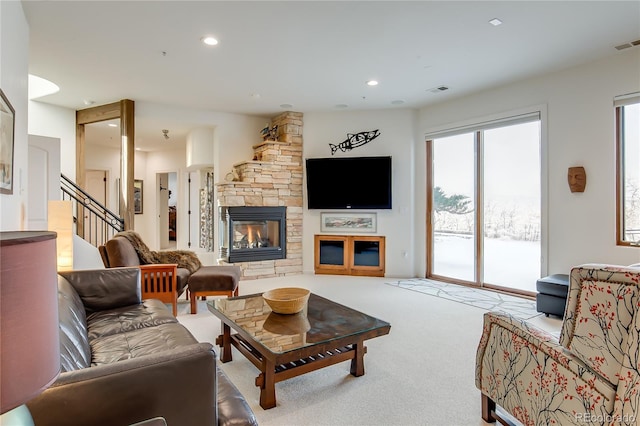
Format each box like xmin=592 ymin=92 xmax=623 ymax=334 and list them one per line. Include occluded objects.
xmin=366 ymin=80 xmax=379 ymax=86
xmin=202 ymin=36 xmax=218 ymax=46
xmin=280 ymin=103 xmax=293 ymax=109
xmin=107 ymin=123 xmax=118 ymax=127
xmin=391 ymin=100 xmax=405 ymax=105
xmin=489 ymin=18 xmax=503 ymax=26
xmin=83 ymin=99 xmax=95 ymax=106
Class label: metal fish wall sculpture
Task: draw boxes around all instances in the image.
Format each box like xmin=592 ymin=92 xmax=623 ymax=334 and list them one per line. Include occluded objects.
xmin=329 ymin=129 xmax=380 ymax=154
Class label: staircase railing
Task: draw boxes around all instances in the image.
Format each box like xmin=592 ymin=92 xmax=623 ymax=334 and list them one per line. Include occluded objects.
xmin=60 ymin=174 xmax=124 ymax=247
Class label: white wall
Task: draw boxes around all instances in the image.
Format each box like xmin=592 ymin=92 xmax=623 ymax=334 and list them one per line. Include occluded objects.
xmin=73 ymin=234 xmax=106 ymax=270
xmin=302 ymin=109 xmax=419 ymax=277
xmin=417 ymin=49 xmax=640 ymax=275
xmin=28 ymin=101 xmax=76 ymax=180
xmin=0 ymin=1 xmax=29 ymax=230
xmin=135 ymin=102 xmax=267 ymax=184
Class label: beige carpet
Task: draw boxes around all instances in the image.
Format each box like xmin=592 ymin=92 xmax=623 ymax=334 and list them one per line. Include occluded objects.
xmin=176 ymin=273 xmax=562 ymax=426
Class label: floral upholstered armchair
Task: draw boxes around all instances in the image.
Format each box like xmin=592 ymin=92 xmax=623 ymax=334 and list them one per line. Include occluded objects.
xmin=476 ymin=264 xmax=640 ymax=426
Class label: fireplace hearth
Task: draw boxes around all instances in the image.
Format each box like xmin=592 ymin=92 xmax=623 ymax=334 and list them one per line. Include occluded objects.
xmin=219 ymin=206 xmax=286 ymax=263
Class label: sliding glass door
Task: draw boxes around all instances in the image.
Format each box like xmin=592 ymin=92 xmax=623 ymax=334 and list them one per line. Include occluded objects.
xmin=430 ymin=133 xmax=476 ymax=282
xmin=428 ymin=117 xmax=541 ymax=294
xmin=482 ymin=122 xmax=541 ymax=292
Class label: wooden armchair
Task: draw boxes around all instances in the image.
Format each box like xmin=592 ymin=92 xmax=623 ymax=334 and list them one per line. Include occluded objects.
xmin=99 ymin=238 xmax=188 ymax=317
xmin=100 ymin=232 xmax=240 ymax=315
xmin=139 ymin=264 xmax=179 ymax=316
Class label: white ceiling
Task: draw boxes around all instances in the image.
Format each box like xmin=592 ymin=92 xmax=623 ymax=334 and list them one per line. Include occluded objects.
xmin=22 ymin=1 xmax=640 ymax=152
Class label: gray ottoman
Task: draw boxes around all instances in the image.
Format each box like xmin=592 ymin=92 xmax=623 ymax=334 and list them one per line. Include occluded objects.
xmin=536 ymin=274 xmax=569 ymax=318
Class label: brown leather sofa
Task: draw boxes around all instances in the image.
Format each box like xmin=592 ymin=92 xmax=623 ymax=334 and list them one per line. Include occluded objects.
xmin=101 ymin=234 xmax=240 ymax=314
xmin=27 ymin=267 xmax=257 ymax=426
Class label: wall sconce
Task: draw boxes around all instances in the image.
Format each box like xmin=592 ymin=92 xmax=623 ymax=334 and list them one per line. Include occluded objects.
xmin=48 ymin=200 xmax=74 ymax=271
xmin=567 ymin=166 xmax=587 ymax=193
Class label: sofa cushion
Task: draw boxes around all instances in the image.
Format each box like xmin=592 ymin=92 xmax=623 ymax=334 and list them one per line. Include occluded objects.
xmin=58 ymin=276 xmax=92 ymax=372
xmin=86 ymin=299 xmax=178 ymax=342
xmin=217 ymin=367 xmax=259 ymax=426
xmin=60 ymin=268 xmax=141 ymax=314
xmin=90 ymin=323 xmax=198 ymax=366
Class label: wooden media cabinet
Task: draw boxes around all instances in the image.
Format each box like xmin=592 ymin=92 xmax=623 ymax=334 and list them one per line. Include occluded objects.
xmin=314 ymin=234 xmax=385 ymax=277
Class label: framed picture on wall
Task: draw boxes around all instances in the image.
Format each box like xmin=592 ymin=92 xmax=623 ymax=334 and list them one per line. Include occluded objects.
xmin=320 ymin=212 xmax=377 ymax=233
xmin=134 ymin=179 xmax=143 ymax=214
xmin=0 ymin=89 xmax=15 ymax=194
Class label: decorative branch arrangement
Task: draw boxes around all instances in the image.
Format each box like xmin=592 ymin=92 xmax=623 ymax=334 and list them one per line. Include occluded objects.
xmin=260 ymin=124 xmax=278 ymax=141
xmin=329 ymin=129 xmax=380 ymax=155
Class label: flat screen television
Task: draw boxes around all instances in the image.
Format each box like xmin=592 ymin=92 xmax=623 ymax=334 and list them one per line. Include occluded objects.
xmin=305 ymin=156 xmax=392 ymax=209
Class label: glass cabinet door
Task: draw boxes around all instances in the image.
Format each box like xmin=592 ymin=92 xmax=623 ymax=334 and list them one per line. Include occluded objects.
xmin=352 ymin=241 xmax=380 ymax=267
xmin=319 ymin=240 xmax=345 ymax=265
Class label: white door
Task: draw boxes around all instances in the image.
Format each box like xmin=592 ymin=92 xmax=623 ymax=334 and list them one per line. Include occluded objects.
xmin=27 ymin=135 xmax=61 ymax=230
xmin=85 ymin=170 xmax=107 ymax=205
xmin=84 ymin=170 xmax=107 ymax=245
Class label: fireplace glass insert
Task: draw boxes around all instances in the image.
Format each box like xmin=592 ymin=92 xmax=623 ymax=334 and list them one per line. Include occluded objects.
xmin=219 ymin=206 xmax=286 ymax=262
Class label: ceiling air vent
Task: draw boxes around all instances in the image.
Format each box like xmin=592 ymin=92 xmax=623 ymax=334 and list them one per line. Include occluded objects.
xmin=428 ymin=86 xmax=449 ymax=94
xmin=615 ymin=39 xmax=640 ymax=51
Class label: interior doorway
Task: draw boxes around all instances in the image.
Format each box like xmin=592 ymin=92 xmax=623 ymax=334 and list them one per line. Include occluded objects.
xmin=76 ymin=100 xmax=134 ymax=230
xmin=157 ymin=172 xmax=178 ymax=249
xmin=27 ymin=135 xmax=61 ymax=230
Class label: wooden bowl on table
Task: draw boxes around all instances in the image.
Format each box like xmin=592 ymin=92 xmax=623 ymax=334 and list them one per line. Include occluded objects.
xmin=262 ymin=287 xmax=310 ymax=314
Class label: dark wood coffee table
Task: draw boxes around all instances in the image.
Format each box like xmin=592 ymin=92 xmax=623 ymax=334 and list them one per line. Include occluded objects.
xmin=207 ymin=292 xmax=391 ymax=409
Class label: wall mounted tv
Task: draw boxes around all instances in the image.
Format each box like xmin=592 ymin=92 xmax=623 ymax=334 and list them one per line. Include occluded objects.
xmin=305 ymin=156 xmax=392 ymax=209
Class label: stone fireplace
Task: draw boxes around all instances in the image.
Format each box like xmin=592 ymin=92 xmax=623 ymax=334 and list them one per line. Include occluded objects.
xmin=219 ymin=206 xmax=286 ymax=263
xmin=217 ymin=111 xmax=303 ymax=279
